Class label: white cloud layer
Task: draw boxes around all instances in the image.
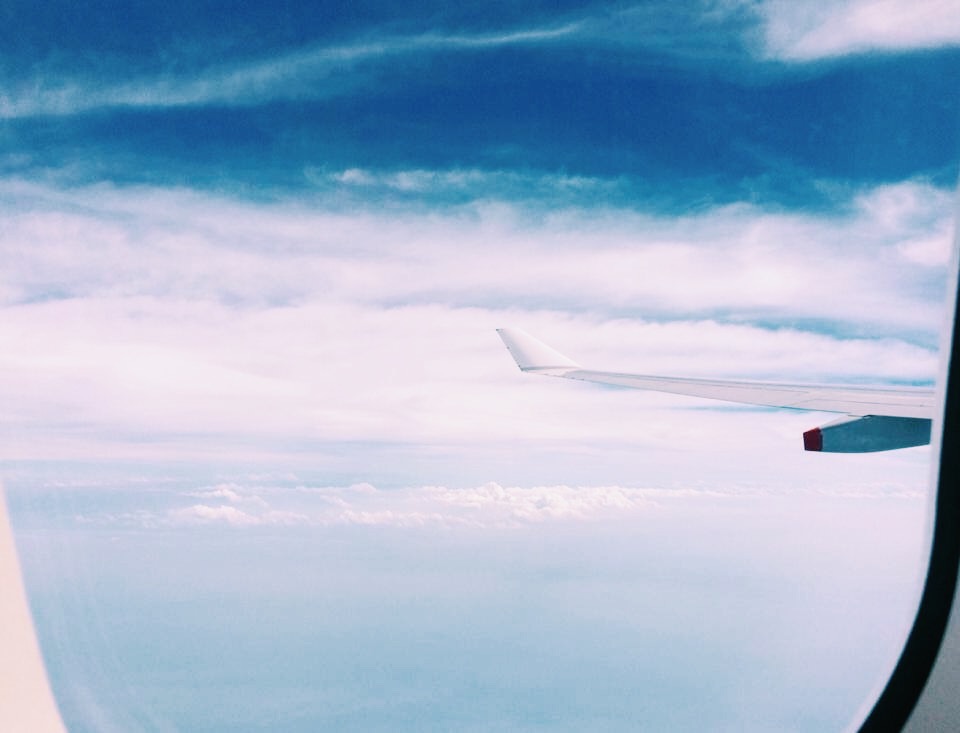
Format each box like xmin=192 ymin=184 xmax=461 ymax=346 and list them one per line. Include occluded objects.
xmin=0 ymin=176 xmax=950 ymax=475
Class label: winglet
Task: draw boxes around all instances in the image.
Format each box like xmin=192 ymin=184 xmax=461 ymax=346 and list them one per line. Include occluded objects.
xmin=496 ymin=328 xmax=580 ymax=372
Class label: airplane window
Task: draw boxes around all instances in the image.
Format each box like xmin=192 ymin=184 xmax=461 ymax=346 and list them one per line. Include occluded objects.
xmin=2 ymin=2 xmax=959 ymax=731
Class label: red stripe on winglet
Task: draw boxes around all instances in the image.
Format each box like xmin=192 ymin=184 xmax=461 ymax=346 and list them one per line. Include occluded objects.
xmin=803 ymin=428 xmax=823 ymax=452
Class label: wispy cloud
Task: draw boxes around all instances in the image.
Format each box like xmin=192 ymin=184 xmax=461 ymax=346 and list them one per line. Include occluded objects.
xmin=3 ymin=4 xmax=765 ymax=120
xmin=2 ymin=2 xmax=957 ymax=120
xmin=310 ymin=167 xmax=607 ymax=197
xmin=0 ymin=22 xmax=582 ymax=119
xmin=759 ymin=0 xmax=960 ymax=60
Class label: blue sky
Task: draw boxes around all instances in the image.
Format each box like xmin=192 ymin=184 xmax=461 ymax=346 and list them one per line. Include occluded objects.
xmin=2 ymin=1 xmax=960 ymax=731
xmin=3 ymin=1 xmax=959 ymax=202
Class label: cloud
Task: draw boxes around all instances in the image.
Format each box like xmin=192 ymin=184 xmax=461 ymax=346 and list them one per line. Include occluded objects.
xmin=0 ymin=23 xmax=582 ymax=119
xmin=0 ymin=176 xmax=949 ymax=470
xmin=308 ymin=167 xmax=607 ymax=199
xmin=182 ymin=484 xmax=269 ymax=507
xmin=428 ymin=482 xmax=649 ymax=522
xmin=74 ymin=477 xmax=925 ymax=533
xmin=83 ymin=484 xmax=638 ymax=530
xmin=170 ymin=504 xmax=262 ymax=527
xmin=283 ymin=482 xmax=657 ymax=528
xmin=760 ymin=0 xmax=960 ymax=60
xmin=167 ymin=504 xmax=308 ymax=527
xmin=3 ymin=2 xmax=958 ymax=122
xmin=0 ymin=5 xmax=751 ymax=124
xmin=1 ymin=177 xmax=950 ymax=326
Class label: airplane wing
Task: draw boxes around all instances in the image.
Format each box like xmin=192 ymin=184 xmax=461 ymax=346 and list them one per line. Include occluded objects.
xmin=496 ymin=328 xmax=935 ymax=453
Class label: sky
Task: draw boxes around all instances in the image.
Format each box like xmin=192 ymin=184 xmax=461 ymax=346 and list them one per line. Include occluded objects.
xmin=2 ymin=1 xmax=960 ymax=731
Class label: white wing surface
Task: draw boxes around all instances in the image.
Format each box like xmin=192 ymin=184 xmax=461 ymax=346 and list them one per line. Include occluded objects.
xmin=497 ymin=328 xmax=935 ymax=452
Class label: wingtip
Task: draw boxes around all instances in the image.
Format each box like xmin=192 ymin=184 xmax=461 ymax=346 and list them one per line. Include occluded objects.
xmin=803 ymin=427 xmax=823 ymax=452
xmin=496 ymin=328 xmax=580 ymax=371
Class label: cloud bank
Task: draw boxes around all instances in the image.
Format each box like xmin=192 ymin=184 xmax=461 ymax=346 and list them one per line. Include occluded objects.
xmin=0 ymin=177 xmax=949 ymax=474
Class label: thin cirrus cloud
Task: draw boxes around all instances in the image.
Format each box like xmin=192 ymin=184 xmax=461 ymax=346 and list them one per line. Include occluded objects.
xmin=0 ymin=22 xmax=583 ymax=120
xmin=2 ymin=1 xmax=959 ymax=120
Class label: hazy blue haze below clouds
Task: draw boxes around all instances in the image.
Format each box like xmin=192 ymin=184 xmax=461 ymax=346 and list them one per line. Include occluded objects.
xmin=11 ymin=478 xmax=929 ymax=732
